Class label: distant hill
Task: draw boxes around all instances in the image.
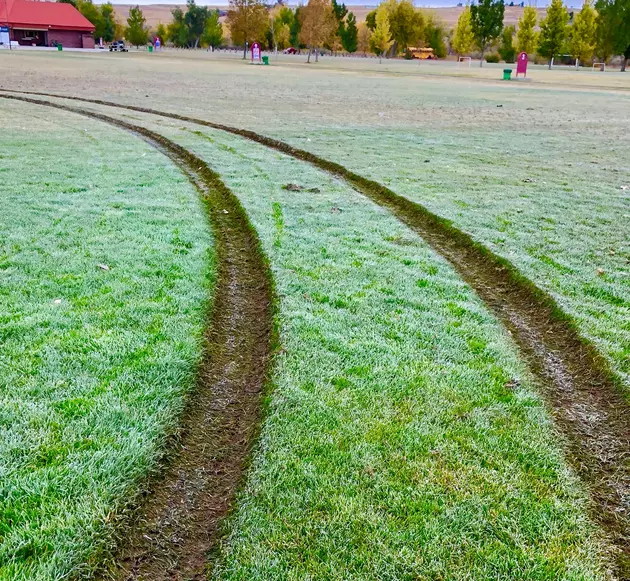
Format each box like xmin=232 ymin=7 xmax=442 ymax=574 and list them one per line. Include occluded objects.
xmin=112 ymin=4 xmax=552 ymax=30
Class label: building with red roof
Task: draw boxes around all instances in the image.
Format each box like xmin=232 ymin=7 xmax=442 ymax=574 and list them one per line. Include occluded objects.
xmin=0 ymin=0 xmax=96 ymax=49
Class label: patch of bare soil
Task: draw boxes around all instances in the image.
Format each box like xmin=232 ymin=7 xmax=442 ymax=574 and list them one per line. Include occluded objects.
xmin=0 ymin=94 xmax=275 ymax=581
xmin=4 ymin=91 xmax=629 ymax=577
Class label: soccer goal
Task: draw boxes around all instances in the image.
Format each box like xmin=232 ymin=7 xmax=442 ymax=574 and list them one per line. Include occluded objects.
xmin=592 ymin=62 xmax=606 ymax=71
xmin=458 ymin=56 xmax=472 ymax=68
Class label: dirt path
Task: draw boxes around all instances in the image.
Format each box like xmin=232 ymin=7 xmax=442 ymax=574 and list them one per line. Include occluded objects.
xmin=3 ymin=92 xmax=629 ymax=577
xmin=0 ymin=94 xmax=275 ymax=581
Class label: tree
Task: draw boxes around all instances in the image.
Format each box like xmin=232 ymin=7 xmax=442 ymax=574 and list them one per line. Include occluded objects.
xmin=342 ymin=12 xmax=358 ymax=52
xmin=423 ymin=12 xmax=448 ymax=58
xmin=470 ymin=0 xmax=505 ymax=65
xmin=226 ymin=0 xmax=269 ymax=58
xmin=357 ymin=20 xmax=372 ymax=55
xmin=331 ymin=0 xmax=348 ymax=50
xmin=365 ymin=9 xmax=377 ymax=31
xmin=298 ymin=0 xmax=337 ymax=62
xmin=77 ymin=0 xmax=102 ymax=34
xmin=388 ymin=0 xmax=424 ymax=54
xmin=452 ymin=6 xmax=475 ymax=54
xmin=290 ymin=6 xmax=302 ymax=47
xmin=369 ymin=3 xmax=393 ymax=62
xmin=155 ymin=23 xmax=167 ymax=44
xmin=516 ymin=5 xmax=538 ymax=54
xmin=569 ymin=0 xmax=597 ymax=63
xmin=167 ymin=7 xmax=188 ymax=47
xmin=184 ymin=0 xmax=209 ymax=48
xmin=99 ymin=3 xmax=116 ymax=43
xmin=57 ymin=0 xmax=77 ymax=6
xmin=201 ymin=10 xmax=223 ymax=49
xmin=595 ymin=0 xmax=630 ymax=70
xmin=538 ymin=0 xmax=569 ymax=68
xmin=125 ymin=5 xmax=149 ymax=47
xmin=499 ymin=24 xmax=516 ymax=61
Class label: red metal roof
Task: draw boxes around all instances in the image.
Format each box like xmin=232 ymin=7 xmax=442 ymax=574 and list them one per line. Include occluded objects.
xmin=1 ymin=0 xmax=96 ymax=32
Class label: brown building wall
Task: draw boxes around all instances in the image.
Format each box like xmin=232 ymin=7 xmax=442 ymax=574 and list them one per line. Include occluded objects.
xmin=47 ymin=29 xmax=93 ymax=49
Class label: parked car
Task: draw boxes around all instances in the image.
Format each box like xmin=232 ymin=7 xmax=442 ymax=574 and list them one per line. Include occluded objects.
xmin=283 ymin=47 xmax=297 ymax=54
xmin=109 ymin=41 xmax=128 ymax=52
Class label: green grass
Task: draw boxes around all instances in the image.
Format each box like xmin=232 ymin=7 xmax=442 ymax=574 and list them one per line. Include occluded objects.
xmin=282 ymin=122 xmax=630 ymax=389
xmin=109 ymin=113 xmax=612 ymax=580
xmin=0 ymin=102 xmax=214 ymax=580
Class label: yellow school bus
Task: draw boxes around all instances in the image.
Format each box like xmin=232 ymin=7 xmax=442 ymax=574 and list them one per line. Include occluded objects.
xmin=409 ymin=47 xmax=435 ymax=60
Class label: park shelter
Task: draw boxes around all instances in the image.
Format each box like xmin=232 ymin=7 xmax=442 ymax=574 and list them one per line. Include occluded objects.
xmin=0 ymin=0 xmax=95 ymax=48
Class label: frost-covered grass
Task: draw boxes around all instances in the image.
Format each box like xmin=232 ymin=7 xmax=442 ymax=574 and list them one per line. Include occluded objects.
xmin=7 ymin=52 xmax=626 ymax=388
xmin=80 ymin=107 xmax=613 ymax=580
xmin=0 ymin=101 xmax=214 ymax=580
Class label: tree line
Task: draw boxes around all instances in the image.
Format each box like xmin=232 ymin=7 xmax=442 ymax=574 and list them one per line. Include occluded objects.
xmin=452 ymin=0 xmax=629 ymax=70
xmin=60 ymin=0 xmax=629 ymax=71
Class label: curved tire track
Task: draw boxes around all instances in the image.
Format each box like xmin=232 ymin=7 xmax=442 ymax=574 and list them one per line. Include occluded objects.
xmin=2 ymin=92 xmax=630 ymax=575
xmin=0 ymin=94 xmax=274 ymax=581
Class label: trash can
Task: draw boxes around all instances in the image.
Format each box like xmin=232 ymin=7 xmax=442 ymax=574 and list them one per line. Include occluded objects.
xmin=503 ymin=68 xmax=512 ymax=80
xmin=148 ymin=45 xmax=153 ymax=53
xmin=57 ymin=44 xmax=63 ymax=51
xmin=262 ymin=55 xmax=269 ymax=65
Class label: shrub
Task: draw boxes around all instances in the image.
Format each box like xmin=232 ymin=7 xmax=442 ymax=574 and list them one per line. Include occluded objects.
xmin=485 ymin=52 xmax=500 ymax=62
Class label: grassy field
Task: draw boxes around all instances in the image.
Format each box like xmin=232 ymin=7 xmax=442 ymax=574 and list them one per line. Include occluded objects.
xmin=45 ymin=103 xmax=613 ymax=579
xmin=2 ymin=52 xmax=627 ymax=390
xmin=0 ymin=100 xmax=214 ymax=580
xmin=0 ymin=51 xmax=628 ymax=579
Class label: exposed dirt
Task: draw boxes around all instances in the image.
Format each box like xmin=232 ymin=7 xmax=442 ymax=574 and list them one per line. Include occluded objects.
xmin=3 ymin=92 xmax=630 ymax=577
xmin=0 ymin=95 xmax=275 ymax=581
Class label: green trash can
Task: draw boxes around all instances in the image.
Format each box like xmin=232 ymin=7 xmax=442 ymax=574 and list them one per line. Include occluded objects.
xmin=57 ymin=44 xmax=63 ymax=51
xmin=148 ymin=45 xmax=153 ymax=53
xmin=503 ymin=68 xmax=512 ymax=80
xmin=262 ymin=55 xmax=269 ymax=65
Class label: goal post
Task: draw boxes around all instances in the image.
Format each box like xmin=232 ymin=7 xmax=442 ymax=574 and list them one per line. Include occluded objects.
xmin=592 ymin=62 xmax=606 ymax=71
xmin=458 ymin=56 xmax=472 ymax=68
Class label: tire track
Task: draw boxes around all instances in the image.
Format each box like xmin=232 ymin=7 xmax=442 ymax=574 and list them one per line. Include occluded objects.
xmin=0 ymin=94 xmax=275 ymax=581
xmin=3 ymin=92 xmax=630 ymax=576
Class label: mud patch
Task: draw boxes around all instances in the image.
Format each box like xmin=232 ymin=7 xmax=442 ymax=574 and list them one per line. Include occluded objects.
xmin=0 ymin=95 xmax=275 ymax=581
xmin=3 ymin=91 xmax=630 ymax=576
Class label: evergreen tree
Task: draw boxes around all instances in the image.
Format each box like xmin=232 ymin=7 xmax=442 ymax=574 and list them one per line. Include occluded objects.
xmin=499 ymin=24 xmax=516 ymax=61
xmin=538 ymin=0 xmax=569 ymax=68
xmin=569 ymin=0 xmax=597 ymax=63
xmin=125 ymin=5 xmax=148 ymax=47
xmin=470 ymin=0 xmax=505 ymax=65
xmin=452 ymin=6 xmax=475 ymax=55
xmin=369 ymin=3 xmax=393 ymax=62
xmin=342 ymin=12 xmax=358 ymax=52
xmin=516 ymin=5 xmax=538 ymax=54
xmin=332 ymin=0 xmax=348 ymax=49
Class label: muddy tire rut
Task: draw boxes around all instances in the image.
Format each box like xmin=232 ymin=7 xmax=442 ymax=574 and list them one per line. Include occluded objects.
xmin=0 ymin=95 xmax=274 ymax=580
xmin=2 ymin=92 xmax=630 ymax=577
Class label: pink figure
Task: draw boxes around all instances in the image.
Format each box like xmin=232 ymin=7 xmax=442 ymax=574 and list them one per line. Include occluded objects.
xmin=251 ymin=42 xmax=261 ymax=63
xmin=516 ymin=52 xmax=528 ymax=77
